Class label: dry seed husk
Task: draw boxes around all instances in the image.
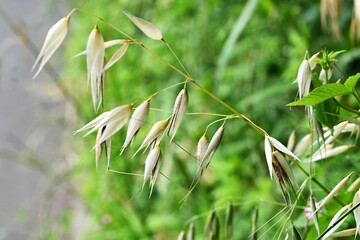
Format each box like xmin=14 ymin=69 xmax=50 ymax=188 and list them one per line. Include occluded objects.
xmin=273 ymin=151 xmax=297 ymax=188
xmin=316 ymin=172 xmax=353 ymax=213
xmin=187 ymin=223 xmax=195 ymax=240
xmin=297 ymin=59 xmax=311 ymax=98
xmin=133 ymin=118 xmax=169 ymax=157
xmin=354 ymin=188 xmax=360 ymax=235
xmin=327 ymin=228 xmax=356 ymax=238
xmin=348 ymin=177 xmax=360 ymax=192
xmin=103 ymin=43 xmax=129 ymax=71
xmin=177 ymin=230 xmax=185 ymax=240
xmin=309 ymin=145 xmax=353 ymax=162
xmin=322 ymin=204 xmax=352 ymax=239
xmin=121 ymin=9 xmax=163 ymax=40
xmin=196 ymin=134 xmax=209 ymax=171
xmin=168 ymin=88 xmax=188 ymax=143
xmin=268 ymin=136 xmax=300 ymax=161
xmin=121 ymin=99 xmax=150 ymax=154
xmin=86 ymin=25 xmax=105 ymax=112
xmin=287 ymin=130 xmax=296 ymax=152
xmin=293 ymin=133 xmax=311 ymax=156
xmin=143 ymin=145 xmax=161 ymax=197
xmin=264 ymin=136 xmax=274 ymax=179
xmin=74 ymin=111 xmax=109 ymax=135
xmin=203 ymin=125 xmax=224 ymax=166
xmin=32 ymin=14 xmax=71 ymax=79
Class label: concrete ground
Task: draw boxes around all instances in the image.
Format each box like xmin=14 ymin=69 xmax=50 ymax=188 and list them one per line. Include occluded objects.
xmin=0 ymin=1 xmax=85 ymax=239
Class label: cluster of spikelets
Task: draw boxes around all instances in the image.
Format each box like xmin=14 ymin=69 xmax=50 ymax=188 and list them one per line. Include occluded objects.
xmin=31 ymin=7 xmax=360 ymax=237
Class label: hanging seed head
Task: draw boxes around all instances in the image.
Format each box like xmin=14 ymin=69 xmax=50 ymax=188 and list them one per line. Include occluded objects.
xmin=168 ymin=87 xmax=189 ymax=144
xmin=296 ymin=57 xmax=312 ymax=99
xmin=187 ymin=223 xmax=195 ymax=240
xmin=142 ymin=145 xmax=161 ymax=197
xmin=177 ymin=230 xmax=186 ymax=240
xmin=321 ymin=0 xmax=341 ymax=38
xmin=133 ymin=118 xmax=170 ymax=157
xmin=103 ymin=43 xmax=129 ymax=71
xmin=203 ymin=125 xmax=224 ymax=166
xmin=32 ymin=13 xmax=72 ymax=79
xmin=354 ymin=188 xmax=360 ymax=236
xmin=196 ymin=133 xmax=209 ymax=172
xmin=121 ymin=99 xmax=150 ymax=155
xmin=121 ymin=9 xmax=163 ymax=40
xmin=86 ymin=25 xmax=105 ymax=112
xmin=74 ymin=111 xmax=109 ymax=135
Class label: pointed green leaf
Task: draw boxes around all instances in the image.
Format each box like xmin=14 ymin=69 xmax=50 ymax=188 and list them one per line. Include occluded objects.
xmin=287 ymin=83 xmax=352 ymax=106
xmin=344 ymin=73 xmax=360 ymax=91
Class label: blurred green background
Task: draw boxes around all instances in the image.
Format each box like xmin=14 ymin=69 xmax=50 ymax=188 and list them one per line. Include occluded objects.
xmin=42 ymin=0 xmax=360 ymax=239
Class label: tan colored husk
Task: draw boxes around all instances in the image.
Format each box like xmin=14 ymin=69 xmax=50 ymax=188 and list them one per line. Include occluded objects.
xmin=273 ymin=151 xmax=297 ymax=187
xmin=316 ymin=172 xmax=353 ymax=213
xmin=287 ymin=130 xmax=296 ymax=152
xmin=293 ymin=133 xmax=311 ymax=156
xmin=310 ymin=194 xmax=320 ymax=235
xmin=354 ymin=188 xmax=360 ymax=236
xmin=196 ymin=134 xmax=209 ymax=172
xmin=203 ymin=125 xmax=224 ymax=167
xmin=320 ymin=0 xmax=341 ymax=38
xmin=103 ymin=43 xmax=129 ymax=71
xmin=133 ymin=118 xmax=169 ymax=157
xmin=168 ymin=88 xmax=188 ymax=143
xmin=143 ymin=145 xmax=161 ymax=197
xmin=121 ymin=99 xmax=150 ymax=155
xmin=86 ymin=25 xmax=105 ymax=112
xmin=95 ymin=127 xmax=104 ymax=169
xmin=327 ymin=228 xmax=356 ymax=238
xmin=187 ymin=223 xmax=195 ymax=240
xmin=32 ymin=13 xmax=71 ymax=79
xmin=121 ymin=9 xmax=163 ymax=40
xmin=177 ymin=230 xmax=185 ymax=240
xmin=308 ymin=145 xmax=353 ymax=162
xmin=347 ymin=177 xmax=360 ymax=192
xmin=73 ymin=39 xmax=128 ymax=58
xmin=321 ymin=204 xmax=352 ymax=239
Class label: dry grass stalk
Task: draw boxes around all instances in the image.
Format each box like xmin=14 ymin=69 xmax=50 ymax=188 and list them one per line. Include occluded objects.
xmin=121 ymin=99 xmax=150 ymax=154
xmin=121 ymin=9 xmax=163 ymax=40
xmin=86 ymin=25 xmax=105 ymax=112
xmin=168 ymin=87 xmax=188 ymax=143
xmin=32 ymin=12 xmax=72 ymax=79
xmin=321 ymin=0 xmax=341 ymax=38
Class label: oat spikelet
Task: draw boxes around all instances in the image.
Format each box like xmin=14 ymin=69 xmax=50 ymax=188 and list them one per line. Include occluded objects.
xmin=268 ymin=136 xmax=300 ymax=161
xmin=196 ymin=134 xmax=209 ymax=172
xmin=353 ymin=188 xmax=360 ymax=236
xmin=121 ymin=9 xmax=163 ymax=40
xmin=121 ymin=99 xmax=150 ymax=155
xmin=74 ymin=111 xmax=109 ymax=135
xmin=168 ymin=87 xmax=188 ymax=144
xmin=94 ymin=126 xmax=112 ymax=169
xmin=264 ymin=136 xmax=273 ymax=179
xmin=142 ymin=145 xmax=161 ymax=197
xmin=103 ymin=43 xmax=129 ymax=71
xmin=133 ymin=118 xmax=170 ymax=157
xmin=202 ymin=125 xmax=224 ymax=168
xmin=86 ymin=25 xmax=105 ymax=112
xmin=321 ymin=0 xmax=341 ymax=38
xmin=296 ymin=56 xmax=312 ymax=99
xmin=32 ymin=13 xmax=72 ymax=79
xmin=322 ymin=204 xmax=352 ymax=239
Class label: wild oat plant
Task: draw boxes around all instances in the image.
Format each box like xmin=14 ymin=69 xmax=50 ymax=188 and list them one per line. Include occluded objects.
xmin=32 ymin=7 xmax=360 ymax=239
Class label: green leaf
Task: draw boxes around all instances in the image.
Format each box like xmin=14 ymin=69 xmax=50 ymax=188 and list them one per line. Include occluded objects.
xmin=344 ymin=73 xmax=360 ymax=90
xmin=287 ymin=83 xmax=352 ymax=106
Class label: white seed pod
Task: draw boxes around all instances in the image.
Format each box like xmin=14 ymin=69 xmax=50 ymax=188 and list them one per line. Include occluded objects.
xmin=121 ymin=99 xmax=150 ymax=155
xmin=319 ymin=68 xmax=333 ymax=83
xmin=168 ymin=88 xmax=188 ymax=144
xmin=143 ymin=145 xmax=161 ymax=197
xmin=287 ymin=130 xmax=296 ymax=152
xmin=293 ymin=134 xmax=311 ymax=156
xmin=308 ymin=52 xmax=320 ymax=70
xmin=316 ymin=172 xmax=353 ymax=213
xmin=296 ymin=58 xmax=312 ymax=98
xmin=327 ymin=228 xmax=356 ymax=238
xmin=264 ymin=136 xmax=273 ymax=179
xmin=86 ymin=25 xmax=105 ymax=112
xmin=309 ymin=145 xmax=353 ymax=162
xmin=103 ymin=43 xmax=129 ymax=71
xmin=121 ymin=9 xmax=163 ymax=40
xmin=203 ymin=125 xmax=224 ymax=167
xmin=133 ymin=118 xmax=169 ymax=157
xmin=74 ymin=111 xmax=109 ymax=135
xmin=196 ymin=134 xmax=209 ymax=171
xmin=32 ymin=13 xmax=72 ymax=79
xmin=187 ymin=223 xmax=195 ymax=240
xmin=354 ymin=188 xmax=360 ymax=236
xmin=322 ymin=204 xmax=352 ymax=239
xmin=177 ymin=231 xmax=185 ymax=240
xmin=268 ymin=136 xmax=300 ymax=161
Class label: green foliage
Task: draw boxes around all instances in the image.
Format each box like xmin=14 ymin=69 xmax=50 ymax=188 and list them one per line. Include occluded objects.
xmin=34 ymin=0 xmax=360 ymax=239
